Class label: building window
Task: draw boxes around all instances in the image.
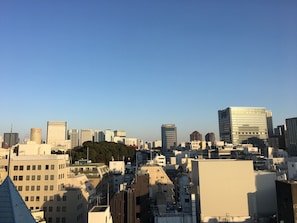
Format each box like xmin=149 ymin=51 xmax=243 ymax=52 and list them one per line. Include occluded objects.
xmin=45 ymin=175 xmax=49 ymax=180
xmin=13 ymin=166 xmax=18 ymax=171
xmin=45 ymin=165 xmax=49 ymax=170
xmin=50 ymin=175 xmax=54 ymax=180
xmin=61 ymin=217 xmax=66 ymax=223
xmin=44 ymin=185 xmax=48 ymax=191
xmin=26 ymin=175 xmax=30 ymax=181
xmin=26 ymin=186 xmax=29 ymax=191
xmin=50 ymin=185 xmax=54 ymax=191
xmin=18 ymin=176 xmax=23 ymax=181
xmin=17 ymin=186 xmax=22 ymax=191
xmin=37 ymin=175 xmax=41 ymax=180
xmin=56 ymin=206 xmax=61 ymax=212
xmin=48 ymin=217 xmax=52 ymax=223
xmin=37 ymin=165 xmax=41 ymax=170
xmin=13 ymin=176 xmax=17 ymax=181
xmin=62 ymin=195 xmax=67 ymax=201
xmin=30 ymin=196 xmax=34 ymax=201
xmin=36 ymin=196 xmax=40 ymax=201
xmin=32 ymin=165 xmax=36 ymax=170
xmin=49 ymin=196 xmax=54 ymax=201
xmin=27 ymin=165 xmax=30 ymax=170
xmin=19 ymin=165 xmax=24 ymax=171
xmin=31 ymin=186 xmax=35 ymax=191
xmin=57 ymin=195 xmax=61 ymax=201
xmin=48 ymin=207 xmax=53 ymax=212
xmin=51 ymin=165 xmax=55 ymax=170
xmin=44 ymin=196 xmax=48 ymax=201
xmin=31 ymin=175 xmax=35 ymax=181
xmin=37 ymin=185 xmax=40 ymax=191
xmin=56 ymin=217 xmax=60 ymax=223
xmin=62 ymin=206 xmax=66 ymax=212
xmin=25 ymin=196 xmax=29 ymax=201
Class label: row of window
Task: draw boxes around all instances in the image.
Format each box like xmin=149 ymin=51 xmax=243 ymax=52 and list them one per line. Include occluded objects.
xmin=17 ymin=185 xmax=54 ymax=191
xmin=24 ymin=195 xmax=67 ymax=202
xmin=13 ymin=175 xmax=55 ymax=181
xmin=14 ymin=164 xmax=55 ymax=171
xmin=43 ymin=206 xmax=67 ymax=212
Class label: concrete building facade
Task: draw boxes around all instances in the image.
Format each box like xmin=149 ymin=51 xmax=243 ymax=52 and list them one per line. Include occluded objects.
xmin=46 ymin=121 xmax=67 ymax=147
xmin=161 ymin=124 xmax=177 ymax=150
xmin=218 ymin=107 xmax=268 ymax=146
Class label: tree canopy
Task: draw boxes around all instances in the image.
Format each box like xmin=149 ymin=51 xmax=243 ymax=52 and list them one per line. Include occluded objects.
xmin=68 ymin=141 xmax=136 ymax=165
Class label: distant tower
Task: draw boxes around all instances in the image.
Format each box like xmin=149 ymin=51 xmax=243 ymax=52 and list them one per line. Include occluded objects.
xmin=30 ymin=128 xmax=42 ymax=144
xmin=205 ymin=132 xmax=215 ymax=143
xmin=266 ymin=110 xmax=274 ymax=137
xmin=286 ymin=117 xmax=297 ymax=156
xmin=190 ymin=131 xmax=202 ymax=141
xmin=80 ymin=129 xmax=93 ymax=146
xmin=161 ymin=124 xmax=177 ymax=150
xmin=2 ymin=133 xmax=19 ymax=148
xmin=68 ymin=129 xmax=79 ymax=149
xmin=46 ymin=121 xmax=67 ymax=146
xmin=218 ymin=107 xmax=268 ymax=146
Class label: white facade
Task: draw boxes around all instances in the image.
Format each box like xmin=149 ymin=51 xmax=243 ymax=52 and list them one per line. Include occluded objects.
xmin=80 ymin=129 xmax=93 ymax=145
xmin=109 ymin=160 xmax=125 ymax=174
xmin=124 ymin=137 xmax=138 ymax=146
xmin=30 ymin=128 xmax=42 ymax=144
xmin=68 ymin=129 xmax=79 ymax=149
xmin=192 ymin=159 xmax=256 ymax=222
xmin=114 ymin=130 xmax=126 ymax=138
xmin=153 ymin=140 xmax=162 ymax=148
xmin=46 ymin=121 xmax=67 ymax=147
xmin=104 ymin=129 xmax=114 ymax=142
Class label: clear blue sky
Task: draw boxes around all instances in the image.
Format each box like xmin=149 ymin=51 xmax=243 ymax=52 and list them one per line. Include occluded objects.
xmin=1 ymin=0 xmax=296 ymax=143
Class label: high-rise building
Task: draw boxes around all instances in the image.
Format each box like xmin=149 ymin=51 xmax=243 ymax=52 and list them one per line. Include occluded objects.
xmin=190 ymin=131 xmax=202 ymax=141
xmin=161 ymin=124 xmax=177 ymax=149
xmin=2 ymin=133 xmax=19 ymax=148
xmin=274 ymin=125 xmax=286 ymax=149
xmin=266 ymin=110 xmax=274 ymax=137
xmin=286 ymin=117 xmax=297 ymax=156
xmin=80 ymin=129 xmax=93 ymax=146
xmin=30 ymin=128 xmax=42 ymax=144
xmin=46 ymin=121 xmax=67 ymax=146
xmin=205 ymin=132 xmax=215 ymax=143
xmin=68 ymin=129 xmax=79 ymax=149
xmin=218 ymin=107 xmax=268 ymax=146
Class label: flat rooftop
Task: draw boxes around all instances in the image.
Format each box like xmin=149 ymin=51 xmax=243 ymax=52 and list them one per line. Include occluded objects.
xmin=90 ymin=206 xmax=108 ymax=212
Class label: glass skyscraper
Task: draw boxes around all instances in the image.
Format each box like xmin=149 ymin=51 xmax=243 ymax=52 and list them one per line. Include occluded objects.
xmin=161 ymin=124 xmax=177 ymax=150
xmin=218 ymin=107 xmax=269 ymax=146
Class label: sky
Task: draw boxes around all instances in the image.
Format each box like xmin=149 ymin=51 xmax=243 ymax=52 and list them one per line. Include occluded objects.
xmin=0 ymin=0 xmax=296 ymax=143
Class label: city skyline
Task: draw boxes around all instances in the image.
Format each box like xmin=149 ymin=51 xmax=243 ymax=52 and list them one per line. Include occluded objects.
xmin=1 ymin=1 xmax=296 ymax=143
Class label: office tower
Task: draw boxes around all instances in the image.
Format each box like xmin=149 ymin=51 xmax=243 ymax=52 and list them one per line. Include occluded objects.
xmin=218 ymin=107 xmax=268 ymax=146
xmin=30 ymin=128 xmax=42 ymax=144
xmin=68 ymin=129 xmax=79 ymax=149
xmin=286 ymin=117 xmax=297 ymax=156
xmin=80 ymin=129 xmax=93 ymax=145
xmin=191 ymin=159 xmax=256 ymax=222
xmin=266 ymin=110 xmax=274 ymax=137
xmin=275 ymin=180 xmax=297 ymax=222
xmin=205 ymin=132 xmax=215 ymax=143
xmin=274 ymin=125 xmax=286 ymax=149
xmin=3 ymin=133 xmax=19 ymax=148
xmin=190 ymin=131 xmax=202 ymax=141
xmin=46 ymin=121 xmax=67 ymax=146
xmin=93 ymin=130 xmax=102 ymax=142
xmin=161 ymin=124 xmax=177 ymax=149
xmin=104 ymin=129 xmax=114 ymax=142
xmin=114 ymin=130 xmax=126 ymax=138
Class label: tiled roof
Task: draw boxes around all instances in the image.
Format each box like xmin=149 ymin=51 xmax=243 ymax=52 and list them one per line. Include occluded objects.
xmin=0 ymin=177 xmax=36 ymax=223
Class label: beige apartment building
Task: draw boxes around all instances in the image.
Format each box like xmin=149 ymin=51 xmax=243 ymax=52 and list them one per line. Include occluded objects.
xmin=0 ymin=146 xmax=95 ymax=223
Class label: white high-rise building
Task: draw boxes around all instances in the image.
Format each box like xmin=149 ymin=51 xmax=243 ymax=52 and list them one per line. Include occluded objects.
xmin=218 ymin=107 xmax=268 ymax=146
xmin=68 ymin=129 xmax=79 ymax=149
xmin=80 ymin=129 xmax=93 ymax=146
xmin=30 ymin=128 xmax=42 ymax=144
xmin=46 ymin=121 xmax=67 ymax=147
